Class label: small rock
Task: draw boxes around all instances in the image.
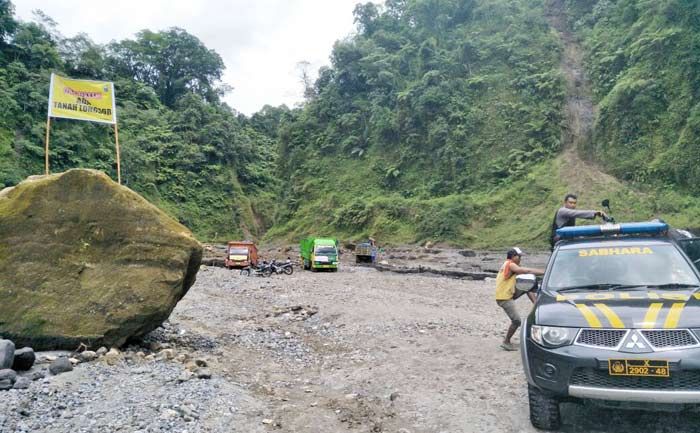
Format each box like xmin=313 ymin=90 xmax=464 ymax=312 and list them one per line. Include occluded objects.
xmin=195 ymin=358 xmax=208 ymax=367
xmin=177 ymin=406 xmax=199 ymax=420
xmin=145 ymin=354 xmax=156 ymax=361
xmin=78 ymin=351 xmax=98 ymax=362
xmin=12 ymin=377 xmax=30 ymax=389
xmin=136 ymin=351 xmax=146 ymax=358
xmin=160 ymin=409 xmax=179 ymax=420
xmin=0 ymin=340 xmax=14 ymax=369
xmin=0 ymin=379 xmax=12 ymax=390
xmin=150 ymin=342 xmax=170 ymax=351
xmin=262 ymin=419 xmax=273 ymax=425
xmin=28 ymin=370 xmax=46 ymax=381
xmin=176 ymin=354 xmax=187 ymax=363
xmin=96 ymin=347 xmax=108 ymax=356
xmin=103 ymin=348 xmax=122 ymax=365
xmin=0 ymin=369 xmax=17 ymax=383
xmin=49 ymin=357 xmax=73 ymax=375
xmin=185 ymin=361 xmax=199 ymax=372
xmin=178 ymin=371 xmax=194 ymax=382
xmin=196 ymin=368 xmax=212 ymax=379
xmin=44 ymin=355 xmax=57 ymax=362
xmin=69 ymin=357 xmax=80 ymax=365
xmin=158 ymin=349 xmax=175 ymax=360
xmin=12 ymin=347 xmax=35 ymax=371
xmin=390 ymin=392 xmax=400 ymax=401
xmin=344 ymin=393 xmax=358 ymax=400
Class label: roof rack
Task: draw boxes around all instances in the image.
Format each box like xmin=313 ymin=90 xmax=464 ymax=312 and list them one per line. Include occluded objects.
xmin=556 ymin=221 xmax=669 ymax=239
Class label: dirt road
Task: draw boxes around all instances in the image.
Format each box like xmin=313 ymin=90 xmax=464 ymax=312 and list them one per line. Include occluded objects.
xmin=5 ymin=261 xmax=700 ymax=432
xmin=170 ymin=264 xmax=700 ymax=432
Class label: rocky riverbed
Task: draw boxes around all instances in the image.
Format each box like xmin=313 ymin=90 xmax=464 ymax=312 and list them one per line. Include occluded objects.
xmin=4 ymin=255 xmax=700 ymax=432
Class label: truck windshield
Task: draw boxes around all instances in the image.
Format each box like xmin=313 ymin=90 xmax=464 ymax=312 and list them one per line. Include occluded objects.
xmin=229 ymin=248 xmax=249 ymax=255
xmin=547 ymin=244 xmax=699 ymax=290
xmin=315 ymin=246 xmax=337 ymax=255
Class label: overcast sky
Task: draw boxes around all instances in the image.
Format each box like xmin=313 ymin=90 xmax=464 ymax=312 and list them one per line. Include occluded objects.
xmin=14 ymin=0 xmax=371 ymax=115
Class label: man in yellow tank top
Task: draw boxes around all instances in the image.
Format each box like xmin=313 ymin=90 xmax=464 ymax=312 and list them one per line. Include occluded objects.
xmin=496 ymin=247 xmax=544 ymax=351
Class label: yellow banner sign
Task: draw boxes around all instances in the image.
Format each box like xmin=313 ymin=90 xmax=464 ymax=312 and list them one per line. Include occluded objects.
xmin=48 ymin=73 xmax=116 ymax=124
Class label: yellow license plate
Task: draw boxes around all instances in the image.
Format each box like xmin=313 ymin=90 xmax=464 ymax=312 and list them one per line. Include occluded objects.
xmin=608 ymin=359 xmax=670 ymax=377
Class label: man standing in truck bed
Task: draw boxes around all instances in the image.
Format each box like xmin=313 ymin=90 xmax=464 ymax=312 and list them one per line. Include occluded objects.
xmin=550 ymin=194 xmax=606 ymax=250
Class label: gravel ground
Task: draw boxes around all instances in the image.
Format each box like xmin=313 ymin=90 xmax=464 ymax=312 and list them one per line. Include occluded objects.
xmin=4 ymin=253 xmax=700 ymax=432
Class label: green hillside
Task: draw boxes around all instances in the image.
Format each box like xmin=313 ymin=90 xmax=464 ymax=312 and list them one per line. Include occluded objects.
xmin=268 ymin=0 xmax=700 ymax=247
xmin=0 ymin=2 xmax=278 ymax=241
xmin=270 ymin=0 xmax=566 ymax=245
xmin=564 ymin=0 xmax=700 ymax=190
xmin=2 ymin=0 xmax=700 ymax=248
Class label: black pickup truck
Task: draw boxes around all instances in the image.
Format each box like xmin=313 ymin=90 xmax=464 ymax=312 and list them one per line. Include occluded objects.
xmin=521 ymin=221 xmax=700 ymax=430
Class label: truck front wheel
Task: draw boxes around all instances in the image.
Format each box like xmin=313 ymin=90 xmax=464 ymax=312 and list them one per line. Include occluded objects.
xmin=528 ymin=384 xmax=561 ymax=430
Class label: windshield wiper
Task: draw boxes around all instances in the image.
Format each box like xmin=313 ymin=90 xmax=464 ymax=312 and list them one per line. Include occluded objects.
xmin=556 ymin=283 xmax=700 ymax=293
xmin=607 ymin=284 xmax=649 ymax=291
xmin=557 ymin=284 xmax=627 ymax=292
xmin=645 ymin=283 xmax=700 ymax=290
xmin=557 ymin=284 xmax=654 ymax=292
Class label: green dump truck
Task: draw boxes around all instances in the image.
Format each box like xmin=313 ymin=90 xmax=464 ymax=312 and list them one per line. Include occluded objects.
xmin=300 ymin=237 xmax=339 ymax=271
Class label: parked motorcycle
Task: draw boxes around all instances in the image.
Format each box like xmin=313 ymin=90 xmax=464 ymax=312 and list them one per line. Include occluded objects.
xmin=270 ymin=258 xmax=294 ymax=275
xmin=278 ymin=258 xmax=294 ymax=275
xmin=240 ymin=261 xmax=272 ymax=277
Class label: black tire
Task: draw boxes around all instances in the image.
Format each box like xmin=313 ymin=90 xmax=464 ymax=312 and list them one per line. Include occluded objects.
xmin=528 ymin=384 xmax=561 ymax=431
xmin=240 ymin=268 xmax=250 ymax=276
xmin=283 ymin=266 xmax=293 ymax=275
xmin=262 ymin=267 xmax=272 ymax=277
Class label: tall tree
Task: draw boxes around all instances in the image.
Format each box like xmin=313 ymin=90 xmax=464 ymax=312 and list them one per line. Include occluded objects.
xmin=108 ymin=27 xmax=226 ymax=107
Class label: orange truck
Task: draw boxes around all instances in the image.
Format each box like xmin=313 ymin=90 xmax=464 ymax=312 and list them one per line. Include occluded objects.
xmin=225 ymin=241 xmax=258 ymax=269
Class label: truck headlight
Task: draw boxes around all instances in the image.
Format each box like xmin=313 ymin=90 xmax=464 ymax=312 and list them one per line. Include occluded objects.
xmin=531 ymin=325 xmax=577 ymax=348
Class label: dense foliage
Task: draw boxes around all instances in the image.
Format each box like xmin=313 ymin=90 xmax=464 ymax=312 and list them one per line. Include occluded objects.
xmin=0 ymin=1 xmax=278 ymax=240
xmin=3 ymin=0 xmax=700 ymax=247
xmin=564 ymin=0 xmax=700 ymax=190
xmin=271 ymin=0 xmax=566 ymax=243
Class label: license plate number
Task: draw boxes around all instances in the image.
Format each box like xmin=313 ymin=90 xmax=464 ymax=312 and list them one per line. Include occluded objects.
xmin=608 ymin=359 xmax=670 ymax=377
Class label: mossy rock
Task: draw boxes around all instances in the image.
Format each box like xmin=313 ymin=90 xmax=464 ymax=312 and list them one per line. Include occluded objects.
xmin=0 ymin=169 xmax=202 ymax=350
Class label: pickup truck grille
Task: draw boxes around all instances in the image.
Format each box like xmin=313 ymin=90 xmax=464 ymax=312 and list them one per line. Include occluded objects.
xmin=640 ymin=330 xmax=698 ymax=349
xmin=575 ymin=329 xmax=699 ymax=351
xmin=576 ymin=329 xmax=627 ymax=348
xmin=570 ymin=368 xmax=700 ymax=390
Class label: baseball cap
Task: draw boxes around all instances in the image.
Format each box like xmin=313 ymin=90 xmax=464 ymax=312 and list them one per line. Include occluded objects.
xmin=507 ymin=247 xmax=524 ymax=258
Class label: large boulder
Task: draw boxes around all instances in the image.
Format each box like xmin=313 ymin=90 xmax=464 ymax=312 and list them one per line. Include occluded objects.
xmin=12 ymin=347 xmax=35 ymax=371
xmin=0 ymin=340 xmax=14 ymax=369
xmin=0 ymin=169 xmax=202 ymax=350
